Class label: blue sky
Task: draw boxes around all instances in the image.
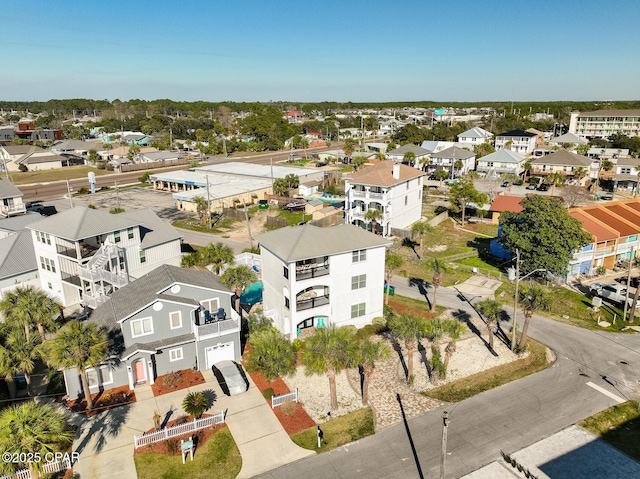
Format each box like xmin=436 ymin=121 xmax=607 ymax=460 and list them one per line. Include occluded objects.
xmin=2 ymin=0 xmax=639 ymax=102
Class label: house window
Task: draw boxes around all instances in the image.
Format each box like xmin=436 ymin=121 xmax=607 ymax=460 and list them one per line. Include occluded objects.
xmin=128 ymin=227 xmax=134 ymax=239
xmin=131 ymin=317 xmax=153 ymax=337
xmin=406 ymin=181 xmax=409 ymax=190
xmin=283 ymin=266 xmax=289 ymax=279
xmin=419 ymin=189 xmax=422 ymax=199
xmin=352 ymin=249 xmax=367 ymax=262
xmin=351 ymin=303 xmax=366 ymax=318
xmin=404 ymin=196 xmax=408 ymax=206
xmin=169 ymin=348 xmax=183 ymax=362
xmin=201 ymin=298 xmax=220 ymax=314
xmin=47 ymin=282 xmax=52 ymax=289
xmin=114 ymin=231 xmax=121 ymax=243
xmin=285 ymin=297 xmax=290 ymax=309
xmin=621 ymin=167 xmax=631 ymax=174
xmin=40 ymin=256 xmax=56 ymax=273
xmin=351 ymin=274 xmax=366 ymax=290
xmin=169 ymin=311 xmax=182 ymax=329
xmin=86 ymin=365 xmax=113 ymax=388
xmin=140 ymin=250 xmax=146 ymax=263
xmin=35 ymin=232 xmax=51 ymax=244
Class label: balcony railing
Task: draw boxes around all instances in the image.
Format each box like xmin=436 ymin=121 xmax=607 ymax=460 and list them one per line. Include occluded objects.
xmin=369 ymin=192 xmax=384 ymax=200
xmin=0 ymin=204 xmax=26 ymax=216
xmin=194 ymin=317 xmax=240 ymax=340
xmin=296 ymin=265 xmax=330 ymax=280
xmin=61 ymin=272 xmax=82 ymax=287
xmin=78 ymin=267 xmax=129 ymax=288
xmin=351 ymin=190 xmax=366 ymax=198
xmin=296 ymin=294 xmax=330 ymax=311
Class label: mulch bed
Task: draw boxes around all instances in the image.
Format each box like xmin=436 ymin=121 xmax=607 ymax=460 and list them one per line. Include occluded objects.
xmin=134 ymin=414 xmax=224 ymax=455
xmin=248 ymin=370 xmax=315 ymax=435
xmin=66 ymin=384 xmax=136 ymax=417
xmin=151 ymin=369 xmax=205 ymax=397
xmin=388 ymin=296 xmax=437 ymax=319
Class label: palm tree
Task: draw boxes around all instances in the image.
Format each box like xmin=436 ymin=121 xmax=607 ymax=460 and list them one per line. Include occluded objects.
xmin=192 ymin=195 xmax=209 ymax=225
xmin=352 ymin=155 xmax=367 ymax=171
xmin=364 ymin=208 xmax=383 ymax=235
xmin=403 ymin=151 xmax=416 ymax=166
xmin=302 ymin=325 xmax=358 ymax=409
xmin=343 ymin=138 xmax=357 ymax=161
xmin=0 ymin=286 xmax=61 ymax=340
xmin=221 ymin=265 xmax=258 ymax=313
xmin=424 ymin=318 xmax=447 ymax=384
xmin=246 ymin=329 xmax=296 ymax=381
xmin=427 ymin=257 xmax=448 ymax=311
xmin=0 ymin=402 xmax=74 ymax=479
xmin=547 ymin=171 xmax=565 ymax=196
xmin=385 ymin=252 xmax=403 ymax=305
xmin=182 ymin=391 xmax=212 ymax=419
xmin=358 ymin=337 xmax=390 ymax=405
xmin=387 ymin=313 xmax=427 ymax=384
xmin=45 ymin=321 xmax=108 ymax=411
xmin=202 ymin=242 xmax=235 ymax=275
xmin=410 ymin=220 xmax=432 ymax=258
xmin=442 ymin=319 xmax=467 ymax=375
xmin=2 ymin=331 xmax=42 ymax=395
xmin=454 ymin=159 xmax=464 ymax=177
xmin=522 ymin=160 xmax=533 ymax=181
xmin=517 ymin=284 xmax=551 ymax=351
xmin=475 ymin=298 xmax=503 ymax=350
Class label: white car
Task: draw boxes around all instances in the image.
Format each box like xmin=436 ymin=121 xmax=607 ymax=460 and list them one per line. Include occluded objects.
xmin=211 ymin=361 xmax=249 ymax=396
xmin=590 ymin=283 xmax=632 ymax=307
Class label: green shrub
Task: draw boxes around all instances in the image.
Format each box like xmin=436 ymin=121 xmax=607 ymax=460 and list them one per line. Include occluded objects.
xmin=292 ymin=339 xmax=305 ymax=351
xmin=263 ymin=388 xmax=275 ymax=400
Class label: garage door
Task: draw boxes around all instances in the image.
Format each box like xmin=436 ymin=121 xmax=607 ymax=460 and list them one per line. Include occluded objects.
xmin=205 ymin=342 xmax=235 ymax=369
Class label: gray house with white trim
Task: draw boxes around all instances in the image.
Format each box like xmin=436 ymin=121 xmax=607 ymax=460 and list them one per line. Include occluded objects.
xmin=62 ymin=265 xmax=241 ymax=400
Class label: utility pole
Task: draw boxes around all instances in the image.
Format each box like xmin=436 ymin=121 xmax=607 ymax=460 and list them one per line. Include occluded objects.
xmin=115 ymin=181 xmax=120 ymax=208
xmin=66 ymin=178 xmax=74 ymax=208
xmin=511 ymin=249 xmax=520 ymax=352
xmin=624 ymin=248 xmax=634 ymax=321
xmin=206 ymin=174 xmax=212 ymax=229
xmin=440 ymin=411 xmax=449 ymax=479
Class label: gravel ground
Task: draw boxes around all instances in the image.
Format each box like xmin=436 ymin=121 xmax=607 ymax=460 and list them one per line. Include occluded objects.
xmin=283 ymin=309 xmax=526 ymax=429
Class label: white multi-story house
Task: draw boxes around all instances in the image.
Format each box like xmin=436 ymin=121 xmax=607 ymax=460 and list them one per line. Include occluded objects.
xmin=255 ymin=224 xmax=390 ymax=340
xmin=475 ymin=149 xmax=527 ymax=177
xmin=494 ymin=129 xmax=538 ymax=154
xmin=569 ymin=109 xmax=640 ymax=138
xmin=530 ymin=150 xmax=594 ymax=186
xmin=457 ymin=127 xmax=493 ymax=148
xmin=344 ymin=161 xmax=426 ymax=236
xmin=386 ymin=144 xmax=431 ymax=168
xmin=0 ymin=178 xmax=26 ymax=217
xmin=428 ymin=146 xmax=476 ymax=176
xmin=28 ymin=206 xmax=182 ymax=308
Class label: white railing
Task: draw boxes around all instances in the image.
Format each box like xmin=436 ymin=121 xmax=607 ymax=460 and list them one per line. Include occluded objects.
xmin=271 ymin=388 xmax=298 ymax=408
xmin=193 ymin=318 xmax=239 ymax=340
xmin=234 ymin=252 xmax=261 ymax=269
xmin=0 ymin=457 xmax=71 ymax=479
xmin=134 ymin=410 xmax=226 ymax=448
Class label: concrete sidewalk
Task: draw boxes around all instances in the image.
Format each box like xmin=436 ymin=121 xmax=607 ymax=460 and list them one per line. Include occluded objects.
xmin=71 ymin=368 xmax=312 ymax=478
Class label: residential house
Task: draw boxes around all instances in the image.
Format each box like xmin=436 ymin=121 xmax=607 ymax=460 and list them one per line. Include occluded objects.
xmin=494 ymin=130 xmax=538 ymax=154
xmin=487 ymin=195 xmax=525 ymax=225
xmin=123 ymin=133 xmax=151 ymax=146
xmin=569 ymin=109 xmax=640 ymax=138
xmin=11 ymin=119 xmax=63 ymax=142
xmin=28 ymin=206 xmax=182 ymax=308
xmin=345 ymin=161 xmax=426 ymax=236
xmin=255 ymin=224 xmax=390 ymax=341
xmin=0 ymin=231 xmax=39 ymax=300
xmin=0 ymin=145 xmax=68 ymax=172
xmin=386 ymin=144 xmax=431 ymax=169
xmin=548 ymin=133 xmax=588 ymax=147
xmin=420 ymin=140 xmax=456 ymax=154
xmin=457 ymin=127 xmax=493 ymax=148
xmin=525 ymin=128 xmax=546 ymax=147
xmin=0 ymin=178 xmax=26 ymax=217
xmin=606 ymin=157 xmax=640 ymax=192
xmin=62 ymin=265 xmax=241 ymax=400
xmin=428 ymin=146 xmax=476 ymax=176
xmin=567 ymin=198 xmax=640 ymax=276
xmin=475 ymin=149 xmax=527 ymax=178
xmin=530 ymin=150 xmax=594 ymax=186
xmin=139 ymin=150 xmax=181 ymax=163
xmin=50 ymin=139 xmax=95 ymax=158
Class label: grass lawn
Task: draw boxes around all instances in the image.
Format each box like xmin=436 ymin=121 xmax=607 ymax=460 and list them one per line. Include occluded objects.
xmin=423 ymin=338 xmax=552 ymax=402
xmin=277 ymin=208 xmax=311 ymax=226
xmin=290 ymin=407 xmax=374 ymax=452
xmin=134 ymin=426 xmax=241 ymax=479
xmin=496 ymin=281 xmax=640 ymax=332
xmin=8 ymin=165 xmax=111 ymax=185
xmin=172 ymin=216 xmax=240 ymax=234
xmin=579 ymin=401 xmax=640 ymax=461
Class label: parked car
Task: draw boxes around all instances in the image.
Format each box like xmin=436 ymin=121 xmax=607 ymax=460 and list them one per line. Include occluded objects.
xmin=211 ymin=361 xmax=249 ymax=396
xmin=590 ymin=283 xmax=632 ymax=306
xmin=25 ymin=202 xmax=45 ymax=213
xmin=616 ymin=276 xmax=640 ymax=288
xmin=281 ymin=201 xmax=306 ymax=212
xmin=526 ymin=183 xmax=537 ymax=190
xmin=501 ymin=181 xmax=511 ymax=188
xmin=536 ymin=183 xmax=550 ymax=191
xmin=600 ymin=194 xmax=614 ymax=201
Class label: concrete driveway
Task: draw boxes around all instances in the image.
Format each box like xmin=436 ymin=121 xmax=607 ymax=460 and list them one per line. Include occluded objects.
xmin=71 ymin=369 xmax=312 ymax=478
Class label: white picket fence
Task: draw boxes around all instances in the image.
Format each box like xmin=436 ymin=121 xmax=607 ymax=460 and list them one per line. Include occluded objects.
xmin=271 ymin=388 xmax=298 ymax=408
xmin=134 ymin=410 xmax=226 ymax=448
xmin=0 ymin=457 xmax=71 ymax=479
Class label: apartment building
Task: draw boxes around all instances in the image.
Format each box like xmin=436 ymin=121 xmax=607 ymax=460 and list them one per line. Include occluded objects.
xmin=569 ymin=109 xmax=640 ymax=138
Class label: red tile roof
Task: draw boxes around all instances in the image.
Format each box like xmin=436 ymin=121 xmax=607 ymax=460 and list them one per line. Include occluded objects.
xmin=489 ymin=195 xmax=525 ymax=213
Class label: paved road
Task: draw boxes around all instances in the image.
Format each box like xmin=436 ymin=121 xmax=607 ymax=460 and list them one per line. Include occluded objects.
xmin=257 ymin=285 xmax=640 ymax=479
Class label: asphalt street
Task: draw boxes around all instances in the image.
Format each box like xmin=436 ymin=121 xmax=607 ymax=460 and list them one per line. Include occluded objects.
xmin=256 ymin=285 xmax=640 ymax=479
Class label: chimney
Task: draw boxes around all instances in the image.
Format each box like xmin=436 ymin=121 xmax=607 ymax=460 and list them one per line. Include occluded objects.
xmin=392 ymin=163 xmax=400 ymax=180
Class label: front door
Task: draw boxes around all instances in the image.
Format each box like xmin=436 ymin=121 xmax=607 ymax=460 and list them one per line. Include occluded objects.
xmin=133 ymin=359 xmax=146 ymax=385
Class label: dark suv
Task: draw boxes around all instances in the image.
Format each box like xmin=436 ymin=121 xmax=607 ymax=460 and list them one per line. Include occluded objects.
xmin=536 ymin=183 xmax=550 ymax=191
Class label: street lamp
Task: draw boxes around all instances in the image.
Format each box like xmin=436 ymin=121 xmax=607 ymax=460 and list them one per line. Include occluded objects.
xmin=511 ymin=249 xmax=546 ymax=351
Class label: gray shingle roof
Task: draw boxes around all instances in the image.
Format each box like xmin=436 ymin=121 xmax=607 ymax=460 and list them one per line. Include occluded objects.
xmin=119 ymin=208 xmax=182 ymax=248
xmin=458 ymin=127 xmax=493 ymax=139
xmin=387 ymin=144 xmax=431 ymax=157
xmin=477 ymin=149 xmax=526 ymax=164
xmin=0 ymin=212 xmax=42 ymax=233
xmin=121 ymin=333 xmax=196 ymax=360
xmin=0 ymin=178 xmax=23 ymax=199
xmin=255 ymin=224 xmax=391 ymax=263
xmin=88 ymin=265 xmax=231 ymax=330
xmin=0 ymin=231 xmax=37 ymax=279
xmin=429 ymin=146 xmax=475 ymax=160
xmin=28 ymin=206 xmax=140 ymax=240
xmin=530 ymin=149 xmax=592 ymax=167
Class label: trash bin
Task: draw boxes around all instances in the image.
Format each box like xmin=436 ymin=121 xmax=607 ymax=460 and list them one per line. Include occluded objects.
xmin=389 ymin=286 xmax=395 ymax=296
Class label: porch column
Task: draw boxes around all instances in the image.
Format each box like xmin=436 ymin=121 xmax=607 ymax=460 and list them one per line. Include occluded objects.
xmin=148 ymin=360 xmax=155 ymax=385
xmin=127 ymin=366 xmax=134 ymax=390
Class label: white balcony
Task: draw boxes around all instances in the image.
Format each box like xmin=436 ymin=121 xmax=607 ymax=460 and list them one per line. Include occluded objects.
xmin=194 ymin=317 xmax=240 ymax=340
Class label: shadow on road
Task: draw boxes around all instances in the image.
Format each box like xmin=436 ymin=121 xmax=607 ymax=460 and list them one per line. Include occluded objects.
xmin=396 ymin=393 xmax=424 ymax=479
xmin=74 ymin=402 xmax=131 ymax=455
xmin=409 ymin=277 xmax=431 ymax=306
